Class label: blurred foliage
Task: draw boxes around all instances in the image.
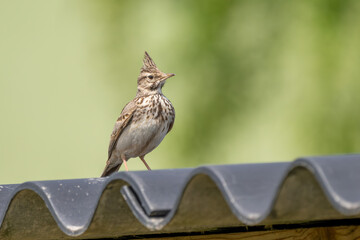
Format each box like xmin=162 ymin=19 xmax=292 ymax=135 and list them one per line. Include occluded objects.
xmin=0 ymin=0 xmax=359 ymax=183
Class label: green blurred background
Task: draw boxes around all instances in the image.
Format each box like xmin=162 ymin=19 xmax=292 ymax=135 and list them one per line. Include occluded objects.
xmin=1 ymin=0 xmax=359 ymax=183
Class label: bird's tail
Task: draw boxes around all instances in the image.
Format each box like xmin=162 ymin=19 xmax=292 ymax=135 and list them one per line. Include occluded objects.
xmin=100 ymin=161 xmax=122 ymax=177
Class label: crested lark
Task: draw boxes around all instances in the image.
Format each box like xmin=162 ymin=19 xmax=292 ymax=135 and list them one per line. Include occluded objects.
xmin=101 ymin=51 xmax=175 ymax=177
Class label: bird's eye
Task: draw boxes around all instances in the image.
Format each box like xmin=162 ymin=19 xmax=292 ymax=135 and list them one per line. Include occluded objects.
xmin=148 ymin=75 xmax=154 ymax=80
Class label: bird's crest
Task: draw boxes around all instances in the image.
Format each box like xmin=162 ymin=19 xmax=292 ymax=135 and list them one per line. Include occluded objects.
xmin=142 ymin=51 xmax=157 ymax=71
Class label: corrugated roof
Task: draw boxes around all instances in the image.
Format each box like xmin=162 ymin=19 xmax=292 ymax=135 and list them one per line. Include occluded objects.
xmin=0 ymin=154 xmax=360 ymax=239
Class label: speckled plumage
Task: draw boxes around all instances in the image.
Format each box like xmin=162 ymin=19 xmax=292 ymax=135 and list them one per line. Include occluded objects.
xmin=101 ymin=52 xmax=175 ymax=177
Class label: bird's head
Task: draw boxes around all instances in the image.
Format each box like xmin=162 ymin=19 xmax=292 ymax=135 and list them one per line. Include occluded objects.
xmin=137 ymin=51 xmax=175 ymax=96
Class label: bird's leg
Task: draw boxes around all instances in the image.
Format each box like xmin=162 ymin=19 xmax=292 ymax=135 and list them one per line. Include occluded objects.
xmin=121 ymin=155 xmax=129 ymax=171
xmin=140 ymin=156 xmax=151 ymax=170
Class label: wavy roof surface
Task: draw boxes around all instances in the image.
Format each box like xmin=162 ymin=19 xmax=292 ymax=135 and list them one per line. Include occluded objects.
xmin=0 ymin=154 xmax=360 ymax=239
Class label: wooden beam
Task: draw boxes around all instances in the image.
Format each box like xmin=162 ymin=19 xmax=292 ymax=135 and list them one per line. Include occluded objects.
xmin=135 ymin=225 xmax=360 ymax=240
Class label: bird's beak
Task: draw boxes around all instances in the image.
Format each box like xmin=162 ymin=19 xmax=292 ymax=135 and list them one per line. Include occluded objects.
xmin=161 ymin=73 xmax=175 ymax=81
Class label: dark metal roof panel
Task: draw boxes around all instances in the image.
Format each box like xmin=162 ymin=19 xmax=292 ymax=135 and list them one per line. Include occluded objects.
xmin=0 ymin=154 xmax=360 ymax=239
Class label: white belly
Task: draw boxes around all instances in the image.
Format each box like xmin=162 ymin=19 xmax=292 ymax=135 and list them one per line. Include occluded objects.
xmin=112 ymin=94 xmax=174 ymax=160
xmin=114 ymin=116 xmax=168 ymax=159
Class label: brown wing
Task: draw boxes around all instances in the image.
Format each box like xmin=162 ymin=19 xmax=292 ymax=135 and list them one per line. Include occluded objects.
xmin=107 ymin=101 xmax=137 ymax=160
xmin=167 ymin=106 xmax=175 ymax=134
xmin=167 ymin=119 xmax=174 ymax=134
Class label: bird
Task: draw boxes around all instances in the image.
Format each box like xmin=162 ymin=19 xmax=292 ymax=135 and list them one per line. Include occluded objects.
xmin=100 ymin=51 xmax=175 ymax=177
